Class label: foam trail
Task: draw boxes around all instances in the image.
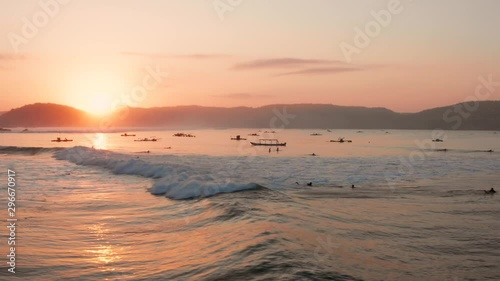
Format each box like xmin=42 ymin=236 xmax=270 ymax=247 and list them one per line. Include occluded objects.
xmin=54 ymin=146 xmax=258 ymax=199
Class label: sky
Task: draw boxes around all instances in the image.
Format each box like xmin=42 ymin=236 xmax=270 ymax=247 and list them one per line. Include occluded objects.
xmin=0 ymin=0 xmax=499 ymax=115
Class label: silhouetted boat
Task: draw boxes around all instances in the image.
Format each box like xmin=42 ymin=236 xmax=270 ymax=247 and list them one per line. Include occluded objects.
xmin=134 ymin=137 xmax=160 ymax=142
xmin=248 ymin=133 xmax=260 ymax=136
xmin=121 ymin=133 xmax=136 ymax=137
xmin=310 ymin=133 xmax=322 ymax=136
xmin=173 ymin=133 xmax=196 ymax=137
xmin=231 ymin=135 xmax=247 ymax=141
xmin=330 ymin=137 xmax=352 ymax=143
xmin=51 ymin=137 xmax=73 ymax=142
xmin=432 ymin=139 xmax=444 ymax=142
xmin=250 ymin=139 xmax=286 ymax=146
xmin=0 ymin=128 xmax=11 ymax=132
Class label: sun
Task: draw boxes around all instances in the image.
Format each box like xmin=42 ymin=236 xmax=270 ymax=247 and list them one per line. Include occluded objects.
xmin=63 ymin=67 xmax=127 ymax=116
xmin=84 ymin=93 xmax=114 ymax=116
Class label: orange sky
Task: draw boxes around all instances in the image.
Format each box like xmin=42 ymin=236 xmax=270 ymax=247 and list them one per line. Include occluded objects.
xmin=1 ymin=0 xmax=499 ymax=114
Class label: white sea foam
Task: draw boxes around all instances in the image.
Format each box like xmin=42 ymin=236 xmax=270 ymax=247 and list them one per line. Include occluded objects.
xmin=55 ymin=146 xmax=259 ymax=199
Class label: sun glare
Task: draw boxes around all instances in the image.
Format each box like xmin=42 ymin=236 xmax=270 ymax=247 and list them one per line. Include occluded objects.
xmin=85 ymin=93 xmax=113 ymax=116
xmin=64 ymin=68 xmax=127 ymax=116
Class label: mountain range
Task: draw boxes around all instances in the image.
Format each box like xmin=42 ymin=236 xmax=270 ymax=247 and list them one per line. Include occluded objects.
xmin=0 ymin=101 xmax=499 ymax=130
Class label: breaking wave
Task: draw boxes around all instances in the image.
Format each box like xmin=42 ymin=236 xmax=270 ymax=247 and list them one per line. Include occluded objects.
xmin=54 ymin=146 xmax=259 ymax=200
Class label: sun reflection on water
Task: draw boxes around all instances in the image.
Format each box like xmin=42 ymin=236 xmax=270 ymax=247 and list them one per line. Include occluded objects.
xmin=85 ymin=223 xmax=121 ymax=270
xmin=93 ymin=133 xmax=108 ymax=150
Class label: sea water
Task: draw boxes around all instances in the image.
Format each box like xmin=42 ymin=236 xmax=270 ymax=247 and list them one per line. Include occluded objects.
xmin=0 ymin=129 xmax=499 ymax=280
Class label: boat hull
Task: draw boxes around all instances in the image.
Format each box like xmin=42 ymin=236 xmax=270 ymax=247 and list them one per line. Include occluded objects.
xmin=250 ymin=142 xmax=286 ymax=146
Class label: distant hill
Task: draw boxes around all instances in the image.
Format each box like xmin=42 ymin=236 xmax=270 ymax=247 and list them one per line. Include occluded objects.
xmin=0 ymin=101 xmax=499 ymax=130
xmin=0 ymin=103 xmax=94 ymax=127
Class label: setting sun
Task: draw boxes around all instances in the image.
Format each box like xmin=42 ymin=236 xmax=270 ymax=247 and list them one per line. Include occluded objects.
xmin=85 ymin=93 xmax=114 ymax=116
xmin=61 ymin=67 xmax=127 ymax=116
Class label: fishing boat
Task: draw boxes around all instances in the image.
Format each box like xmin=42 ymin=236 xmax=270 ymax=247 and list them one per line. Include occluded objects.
xmin=310 ymin=133 xmax=322 ymax=136
xmin=134 ymin=137 xmax=160 ymax=142
xmin=121 ymin=133 xmax=136 ymax=137
xmin=330 ymin=137 xmax=352 ymax=143
xmin=432 ymin=138 xmax=444 ymax=142
xmin=230 ymin=135 xmax=247 ymax=141
xmin=51 ymin=137 xmax=73 ymax=142
xmin=173 ymin=133 xmax=196 ymax=137
xmin=250 ymin=139 xmax=286 ymax=146
xmin=248 ymin=133 xmax=260 ymax=136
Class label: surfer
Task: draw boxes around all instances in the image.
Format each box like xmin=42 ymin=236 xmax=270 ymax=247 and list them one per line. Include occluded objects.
xmin=307 ymin=182 xmax=312 ymax=186
xmin=351 ymin=184 xmax=355 ymax=189
xmin=484 ymin=188 xmax=496 ymax=194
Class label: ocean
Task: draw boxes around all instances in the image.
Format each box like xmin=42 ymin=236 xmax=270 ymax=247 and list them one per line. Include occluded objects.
xmin=1 ymin=129 xmax=499 ymax=280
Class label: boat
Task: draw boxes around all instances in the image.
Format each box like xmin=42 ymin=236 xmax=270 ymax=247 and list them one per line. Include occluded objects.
xmin=250 ymin=139 xmax=286 ymax=146
xmin=0 ymin=128 xmax=11 ymax=132
xmin=432 ymin=139 xmax=444 ymax=142
xmin=134 ymin=137 xmax=160 ymax=142
xmin=310 ymin=133 xmax=322 ymax=136
xmin=121 ymin=133 xmax=136 ymax=137
xmin=51 ymin=137 xmax=73 ymax=142
xmin=173 ymin=133 xmax=196 ymax=137
xmin=330 ymin=137 xmax=352 ymax=143
xmin=231 ymin=135 xmax=247 ymax=141
xmin=248 ymin=133 xmax=260 ymax=136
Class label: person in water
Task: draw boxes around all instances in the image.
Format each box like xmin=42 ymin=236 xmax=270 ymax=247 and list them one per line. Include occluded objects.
xmin=484 ymin=188 xmax=496 ymax=194
xmin=351 ymin=184 xmax=355 ymax=189
xmin=307 ymin=182 xmax=312 ymax=186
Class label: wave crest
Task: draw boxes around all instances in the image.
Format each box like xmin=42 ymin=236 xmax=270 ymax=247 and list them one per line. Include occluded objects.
xmin=55 ymin=146 xmax=258 ymax=200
